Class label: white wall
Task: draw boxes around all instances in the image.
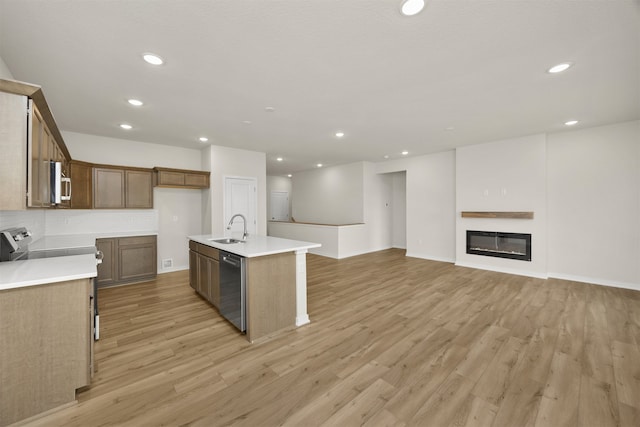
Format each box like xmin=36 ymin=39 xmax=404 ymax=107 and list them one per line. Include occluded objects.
xmin=363 ymin=162 xmax=393 ymax=252
xmin=291 ymin=162 xmax=364 ymax=224
xmin=205 ymin=145 xmax=266 ymax=237
xmin=266 ymin=175 xmax=292 ymax=222
xmin=62 ymin=131 xmax=205 ymax=273
xmin=0 ymin=55 xmax=14 ymax=79
xmin=455 ymin=134 xmax=547 ymax=277
xmin=547 ymin=121 xmax=640 ymax=289
xmin=377 ymin=150 xmax=457 ymax=262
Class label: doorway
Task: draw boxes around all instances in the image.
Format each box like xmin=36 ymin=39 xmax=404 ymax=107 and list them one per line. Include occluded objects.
xmin=224 ymin=177 xmax=257 ymax=237
xmin=270 ymin=191 xmax=289 ymax=221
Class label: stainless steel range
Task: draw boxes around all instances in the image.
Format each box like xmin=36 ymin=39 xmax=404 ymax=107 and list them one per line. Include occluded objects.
xmin=0 ymin=227 xmax=103 ymax=340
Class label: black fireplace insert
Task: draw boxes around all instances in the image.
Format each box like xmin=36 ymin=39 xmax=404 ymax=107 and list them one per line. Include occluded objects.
xmin=466 ymin=230 xmax=531 ymax=261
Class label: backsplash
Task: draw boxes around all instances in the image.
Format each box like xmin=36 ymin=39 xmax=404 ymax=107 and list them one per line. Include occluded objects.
xmin=0 ymin=211 xmax=46 ymax=240
xmin=0 ymin=209 xmax=158 ymax=239
xmin=45 ymin=210 xmax=159 ymax=235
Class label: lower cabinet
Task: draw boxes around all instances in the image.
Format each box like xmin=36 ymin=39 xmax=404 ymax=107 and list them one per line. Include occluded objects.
xmin=189 ymin=241 xmax=220 ymax=308
xmin=96 ymin=235 xmax=157 ymax=287
xmin=0 ymin=279 xmax=93 ymax=425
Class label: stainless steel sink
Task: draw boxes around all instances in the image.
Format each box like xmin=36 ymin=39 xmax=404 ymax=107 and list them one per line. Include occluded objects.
xmin=209 ymin=238 xmax=244 ymax=244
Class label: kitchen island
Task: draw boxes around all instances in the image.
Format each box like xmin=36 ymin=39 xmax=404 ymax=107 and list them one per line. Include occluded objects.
xmin=188 ymin=234 xmax=320 ymax=342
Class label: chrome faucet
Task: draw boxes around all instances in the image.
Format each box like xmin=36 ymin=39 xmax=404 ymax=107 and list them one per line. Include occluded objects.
xmin=227 ymin=214 xmax=248 ymax=240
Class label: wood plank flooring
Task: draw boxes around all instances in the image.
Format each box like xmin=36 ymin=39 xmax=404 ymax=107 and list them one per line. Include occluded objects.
xmin=18 ymin=249 xmax=640 ymax=426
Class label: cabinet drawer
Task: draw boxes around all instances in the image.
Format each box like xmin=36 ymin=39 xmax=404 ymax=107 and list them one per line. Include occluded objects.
xmin=158 ymin=171 xmax=185 ymax=186
xmin=184 ymin=173 xmax=208 ymax=187
xmin=198 ymin=244 xmax=219 ymax=260
xmin=189 ymin=241 xmax=219 ymax=260
xmin=118 ymin=235 xmax=156 ymax=246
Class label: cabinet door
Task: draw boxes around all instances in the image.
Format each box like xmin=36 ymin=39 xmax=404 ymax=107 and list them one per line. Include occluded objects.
xmin=29 ymin=105 xmax=43 ymax=207
xmin=210 ymin=258 xmax=220 ymax=308
xmin=39 ymin=124 xmax=53 ymax=207
xmin=118 ymin=236 xmax=157 ymax=282
xmin=96 ymin=238 xmax=117 ymax=287
xmin=157 ymin=170 xmax=185 ymax=186
xmin=93 ymin=168 xmax=125 ymax=209
xmin=197 ymin=253 xmax=212 ymax=301
xmin=125 ymin=170 xmax=153 ymax=208
xmin=0 ymin=92 xmax=28 ymax=210
xmin=70 ymin=161 xmax=93 ymax=209
xmin=184 ymin=173 xmax=209 ymax=188
xmin=189 ymin=249 xmax=198 ymax=291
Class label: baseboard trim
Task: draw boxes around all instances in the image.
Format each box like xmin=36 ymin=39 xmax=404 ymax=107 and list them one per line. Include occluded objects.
xmin=405 ymin=252 xmax=455 ymax=263
xmin=547 ymin=272 xmax=640 ymax=292
xmin=296 ymin=314 xmax=310 ymax=327
xmin=454 ymin=261 xmax=548 ymax=279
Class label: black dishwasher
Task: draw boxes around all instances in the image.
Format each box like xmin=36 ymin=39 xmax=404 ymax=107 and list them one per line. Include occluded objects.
xmin=219 ymin=251 xmax=246 ymax=332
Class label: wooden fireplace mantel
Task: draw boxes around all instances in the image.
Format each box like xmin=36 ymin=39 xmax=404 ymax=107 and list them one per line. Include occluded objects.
xmin=461 ymin=211 xmax=534 ymax=219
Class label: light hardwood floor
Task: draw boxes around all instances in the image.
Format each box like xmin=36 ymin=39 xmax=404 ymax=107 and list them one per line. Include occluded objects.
xmin=19 ymin=249 xmax=640 ymax=426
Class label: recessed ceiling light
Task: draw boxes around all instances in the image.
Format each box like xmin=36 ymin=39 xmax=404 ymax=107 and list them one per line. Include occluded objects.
xmin=120 ymin=124 xmax=132 ymax=130
xmin=317 ymin=163 xmax=323 ymax=168
xmin=335 ymin=132 xmax=345 ymax=138
xmin=401 ymin=151 xmax=409 ymax=155
xmin=242 ymin=120 xmax=252 ymax=125
xmin=384 ymin=155 xmax=390 ymax=159
xmin=265 ymin=107 xmax=275 ymax=112
xmin=547 ymin=62 xmax=572 ymax=74
xmin=142 ymin=53 xmax=164 ymax=65
xmin=128 ymin=99 xmax=143 ymax=107
xmin=199 ymin=137 xmax=209 ymax=142
xmin=276 ymin=157 xmax=283 ymax=162
xmin=400 ymin=0 xmax=425 ymax=16
xmin=564 ymin=120 xmax=579 ymax=126
xmin=287 ymin=174 xmax=292 ymax=178
xmin=445 ymin=126 xmax=455 ymax=131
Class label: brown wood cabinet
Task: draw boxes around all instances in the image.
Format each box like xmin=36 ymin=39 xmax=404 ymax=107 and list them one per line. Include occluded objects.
xmin=93 ymin=166 xmax=153 ymax=209
xmin=0 ymin=278 xmax=93 ymax=425
xmin=96 ymin=235 xmax=157 ymax=287
xmin=96 ymin=238 xmax=117 ymax=286
xmin=0 ymin=90 xmax=28 ymax=210
xmin=30 ymin=98 xmax=71 ymax=208
xmin=188 ymin=241 xmax=297 ymax=342
xmin=70 ymin=160 xmax=93 ymax=209
xmin=154 ymin=167 xmax=210 ymax=189
xmin=189 ymin=241 xmax=220 ymax=308
xmin=0 ymin=80 xmax=72 ymax=210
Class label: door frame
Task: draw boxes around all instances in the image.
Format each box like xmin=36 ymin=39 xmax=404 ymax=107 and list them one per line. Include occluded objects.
xmin=223 ymin=175 xmax=258 ymax=236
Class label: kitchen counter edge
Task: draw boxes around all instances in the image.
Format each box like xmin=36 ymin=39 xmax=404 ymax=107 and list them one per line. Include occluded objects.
xmin=188 ymin=235 xmax=321 ymax=258
xmin=0 ymin=254 xmax=98 ymax=291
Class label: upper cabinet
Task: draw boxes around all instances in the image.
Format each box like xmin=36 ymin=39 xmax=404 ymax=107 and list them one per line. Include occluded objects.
xmin=70 ymin=160 xmax=93 ymax=209
xmin=93 ymin=166 xmax=153 ymax=209
xmin=153 ymin=167 xmax=210 ymax=189
xmin=0 ymin=80 xmax=71 ymax=210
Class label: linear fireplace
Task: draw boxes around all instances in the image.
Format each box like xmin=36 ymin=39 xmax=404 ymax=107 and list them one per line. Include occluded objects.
xmin=466 ymin=230 xmax=531 ymax=261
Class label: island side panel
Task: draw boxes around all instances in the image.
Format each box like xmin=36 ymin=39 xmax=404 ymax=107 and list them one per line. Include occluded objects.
xmin=0 ymin=279 xmax=91 ymax=426
xmin=295 ymin=249 xmax=310 ymax=326
xmin=245 ymin=252 xmax=296 ymax=342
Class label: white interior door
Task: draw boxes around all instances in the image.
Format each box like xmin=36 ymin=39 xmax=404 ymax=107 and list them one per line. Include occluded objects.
xmin=224 ymin=177 xmax=257 ymax=237
xmin=270 ymin=191 xmax=289 ymax=221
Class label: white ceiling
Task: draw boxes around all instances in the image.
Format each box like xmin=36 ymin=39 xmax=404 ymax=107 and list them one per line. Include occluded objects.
xmin=1 ymin=0 xmax=638 ymax=176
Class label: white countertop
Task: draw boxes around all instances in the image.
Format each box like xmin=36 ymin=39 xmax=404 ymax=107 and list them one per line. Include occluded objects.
xmin=0 ymin=231 xmax=156 ymax=291
xmin=188 ymin=234 xmax=321 ymax=258
xmin=0 ymin=254 xmax=98 ymax=290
